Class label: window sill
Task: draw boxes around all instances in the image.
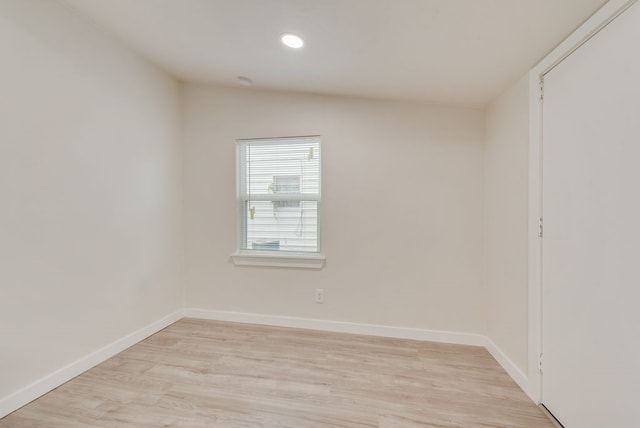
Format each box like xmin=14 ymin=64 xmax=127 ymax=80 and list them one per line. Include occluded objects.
xmin=231 ymin=251 xmax=326 ymax=269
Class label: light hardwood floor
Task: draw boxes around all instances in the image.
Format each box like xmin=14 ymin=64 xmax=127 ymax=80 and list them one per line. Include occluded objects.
xmin=1 ymin=319 xmax=554 ymax=427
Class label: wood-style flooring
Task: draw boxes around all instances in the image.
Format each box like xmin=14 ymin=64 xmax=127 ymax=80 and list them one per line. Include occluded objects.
xmin=0 ymin=318 xmax=554 ymax=427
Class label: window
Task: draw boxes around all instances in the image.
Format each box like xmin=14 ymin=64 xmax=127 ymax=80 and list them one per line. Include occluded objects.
xmin=232 ymin=136 xmax=324 ymax=268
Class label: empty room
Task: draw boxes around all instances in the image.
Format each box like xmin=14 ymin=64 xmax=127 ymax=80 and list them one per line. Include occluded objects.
xmin=1 ymin=0 xmax=639 ymax=426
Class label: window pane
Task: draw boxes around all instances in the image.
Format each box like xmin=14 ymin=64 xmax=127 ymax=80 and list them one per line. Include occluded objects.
xmin=238 ymin=136 xmax=321 ymax=253
xmin=241 ymin=139 xmax=320 ymax=197
xmin=243 ymin=200 xmax=318 ymax=252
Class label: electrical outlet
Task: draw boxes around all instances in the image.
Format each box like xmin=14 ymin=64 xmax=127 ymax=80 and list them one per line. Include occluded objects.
xmin=315 ymin=288 xmax=324 ymax=304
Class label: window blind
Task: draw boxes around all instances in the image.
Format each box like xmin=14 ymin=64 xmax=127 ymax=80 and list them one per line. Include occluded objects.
xmin=237 ymin=136 xmax=321 ymax=253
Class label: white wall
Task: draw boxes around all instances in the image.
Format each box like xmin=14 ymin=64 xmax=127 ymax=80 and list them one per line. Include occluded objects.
xmin=0 ymin=0 xmax=536 ymax=412
xmin=0 ymin=0 xmax=183 ymax=404
xmin=485 ymin=76 xmax=530 ymax=373
xmin=183 ymin=85 xmax=486 ymax=334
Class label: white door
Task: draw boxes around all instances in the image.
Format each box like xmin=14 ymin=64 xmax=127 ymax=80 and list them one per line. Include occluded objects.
xmin=541 ymin=2 xmax=640 ymax=427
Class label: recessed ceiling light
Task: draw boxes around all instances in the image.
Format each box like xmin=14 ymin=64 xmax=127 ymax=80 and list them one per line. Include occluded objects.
xmin=281 ymin=33 xmax=304 ymax=49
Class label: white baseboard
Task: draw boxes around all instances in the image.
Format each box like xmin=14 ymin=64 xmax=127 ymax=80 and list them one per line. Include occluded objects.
xmin=184 ymin=308 xmax=487 ymax=346
xmin=186 ymin=309 xmax=533 ymax=399
xmin=484 ymin=337 xmax=532 ymax=400
xmin=1 ymin=308 xmax=534 ymax=419
xmin=0 ymin=309 xmax=184 ymax=419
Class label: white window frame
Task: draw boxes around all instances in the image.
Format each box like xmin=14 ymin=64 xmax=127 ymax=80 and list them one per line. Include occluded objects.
xmin=231 ymin=136 xmax=325 ymax=269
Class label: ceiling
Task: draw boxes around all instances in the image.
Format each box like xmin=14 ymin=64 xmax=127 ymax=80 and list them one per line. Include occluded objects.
xmin=63 ymin=0 xmax=608 ymax=106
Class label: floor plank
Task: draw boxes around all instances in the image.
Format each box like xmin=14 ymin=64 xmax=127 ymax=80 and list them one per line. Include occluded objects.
xmin=0 ymin=319 xmax=554 ymax=427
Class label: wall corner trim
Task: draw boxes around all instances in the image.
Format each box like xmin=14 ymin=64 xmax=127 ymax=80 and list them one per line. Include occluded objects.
xmin=0 ymin=309 xmax=185 ymax=419
xmin=484 ymin=337 xmax=533 ymax=401
xmin=184 ymin=308 xmax=487 ymax=346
